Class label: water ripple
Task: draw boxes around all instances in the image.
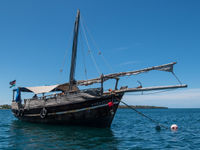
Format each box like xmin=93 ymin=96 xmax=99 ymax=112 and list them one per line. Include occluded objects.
xmin=0 ymin=109 xmax=200 ymax=149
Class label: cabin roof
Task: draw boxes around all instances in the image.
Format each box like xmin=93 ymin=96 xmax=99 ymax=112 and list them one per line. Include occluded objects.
xmin=14 ymin=83 xmax=79 ymax=94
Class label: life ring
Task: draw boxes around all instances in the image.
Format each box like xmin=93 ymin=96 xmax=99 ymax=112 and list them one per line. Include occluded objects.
xmin=40 ymin=108 xmax=47 ymax=119
xmin=16 ymin=109 xmax=24 ymax=117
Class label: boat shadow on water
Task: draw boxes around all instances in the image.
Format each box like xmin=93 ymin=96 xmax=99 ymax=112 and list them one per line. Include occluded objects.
xmin=9 ymin=120 xmax=120 ymax=150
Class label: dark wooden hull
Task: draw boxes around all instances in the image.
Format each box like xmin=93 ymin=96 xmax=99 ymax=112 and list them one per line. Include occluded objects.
xmin=11 ymin=93 xmax=123 ymax=128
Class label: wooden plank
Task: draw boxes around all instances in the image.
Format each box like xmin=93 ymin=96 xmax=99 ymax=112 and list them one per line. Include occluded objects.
xmin=104 ymin=84 xmax=187 ymax=94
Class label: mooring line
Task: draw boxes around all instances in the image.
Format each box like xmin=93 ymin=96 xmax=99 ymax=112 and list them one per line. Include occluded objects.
xmin=115 ymin=96 xmax=168 ymax=130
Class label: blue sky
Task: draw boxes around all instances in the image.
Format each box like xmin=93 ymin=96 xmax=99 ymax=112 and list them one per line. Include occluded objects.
xmin=0 ymin=0 xmax=200 ymax=107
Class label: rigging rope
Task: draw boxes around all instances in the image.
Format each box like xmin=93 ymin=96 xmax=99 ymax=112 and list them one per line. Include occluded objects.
xmin=119 ymin=100 xmax=168 ymax=129
xmin=80 ymin=30 xmax=88 ymax=80
xmin=100 ymin=54 xmax=114 ymax=73
xmin=60 ymin=28 xmax=74 ymax=74
xmin=172 ymin=72 xmax=182 ymax=85
xmin=115 ymin=96 xmax=168 ymax=130
xmin=57 ymin=27 xmax=74 ymax=83
xmin=80 ymin=16 xmax=101 ymax=76
xmin=80 ymin=15 xmax=114 ymax=72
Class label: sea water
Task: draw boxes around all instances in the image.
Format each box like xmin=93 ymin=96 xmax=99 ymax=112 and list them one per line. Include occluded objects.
xmin=0 ymin=109 xmax=200 ymax=150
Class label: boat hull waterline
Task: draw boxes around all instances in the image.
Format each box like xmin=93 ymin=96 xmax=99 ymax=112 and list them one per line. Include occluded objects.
xmin=12 ymin=93 xmax=123 ymax=128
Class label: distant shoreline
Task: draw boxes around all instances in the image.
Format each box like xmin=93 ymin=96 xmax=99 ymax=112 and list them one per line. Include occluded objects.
xmin=0 ymin=105 xmax=11 ymax=109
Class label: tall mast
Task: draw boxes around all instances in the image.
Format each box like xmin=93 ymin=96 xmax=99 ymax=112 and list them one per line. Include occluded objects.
xmin=69 ymin=9 xmax=80 ymax=90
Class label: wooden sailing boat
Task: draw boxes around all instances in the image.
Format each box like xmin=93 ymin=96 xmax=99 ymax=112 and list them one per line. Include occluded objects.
xmin=11 ymin=10 xmax=187 ymax=128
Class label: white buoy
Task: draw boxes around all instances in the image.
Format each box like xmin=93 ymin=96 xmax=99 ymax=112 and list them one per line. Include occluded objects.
xmin=171 ymin=124 xmax=178 ymax=130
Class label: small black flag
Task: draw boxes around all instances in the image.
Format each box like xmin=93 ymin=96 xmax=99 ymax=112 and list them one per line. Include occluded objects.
xmin=9 ymin=80 xmax=16 ymax=88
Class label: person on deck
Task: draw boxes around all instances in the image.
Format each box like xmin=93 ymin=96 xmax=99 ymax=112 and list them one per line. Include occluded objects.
xmin=33 ymin=94 xmax=38 ymax=99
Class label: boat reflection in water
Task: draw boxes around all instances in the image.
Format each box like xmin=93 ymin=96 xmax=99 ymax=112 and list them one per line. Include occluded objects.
xmin=9 ymin=120 xmax=119 ymax=149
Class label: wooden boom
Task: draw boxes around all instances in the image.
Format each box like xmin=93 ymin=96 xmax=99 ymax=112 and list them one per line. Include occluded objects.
xmin=77 ymin=62 xmax=176 ymax=86
xmin=104 ymin=84 xmax=187 ymax=94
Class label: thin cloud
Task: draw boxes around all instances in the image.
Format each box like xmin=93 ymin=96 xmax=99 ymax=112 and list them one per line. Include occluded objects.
xmin=115 ymin=46 xmax=130 ymax=51
xmin=110 ymin=42 xmax=144 ymax=51
xmin=102 ymin=46 xmax=130 ymax=53
xmin=120 ymin=61 xmax=139 ymax=66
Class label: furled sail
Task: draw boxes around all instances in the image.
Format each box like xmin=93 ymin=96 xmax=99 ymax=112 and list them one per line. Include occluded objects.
xmin=14 ymin=62 xmax=177 ymax=93
xmin=77 ymin=62 xmax=176 ymax=86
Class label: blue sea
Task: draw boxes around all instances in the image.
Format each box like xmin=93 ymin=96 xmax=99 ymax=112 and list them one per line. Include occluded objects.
xmin=0 ymin=108 xmax=200 ymax=150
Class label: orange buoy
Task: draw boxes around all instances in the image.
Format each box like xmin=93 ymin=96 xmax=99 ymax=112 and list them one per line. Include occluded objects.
xmin=171 ymin=124 xmax=178 ymax=130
